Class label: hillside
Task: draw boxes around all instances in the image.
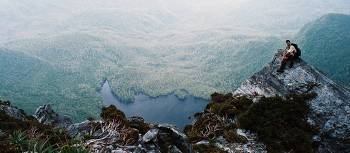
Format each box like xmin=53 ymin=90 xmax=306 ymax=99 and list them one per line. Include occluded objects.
xmin=1 ymin=1 xmax=349 ymax=123
xmin=1 ymin=32 xmax=281 ymax=121
xmin=0 ymin=48 xmax=103 ymax=121
xmin=1 ymin=51 xmax=349 ymax=153
xmin=296 ymin=13 xmax=350 ymax=86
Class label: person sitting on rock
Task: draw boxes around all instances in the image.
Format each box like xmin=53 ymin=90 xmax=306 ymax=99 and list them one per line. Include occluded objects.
xmin=277 ymin=40 xmax=300 ymax=73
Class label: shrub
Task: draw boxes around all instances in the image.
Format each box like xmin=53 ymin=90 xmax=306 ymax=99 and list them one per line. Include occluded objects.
xmin=1 ymin=101 xmax=75 ymax=152
xmin=238 ymin=93 xmax=318 ymax=153
xmin=100 ymin=105 xmax=128 ymax=125
xmin=9 ymin=130 xmax=27 ymax=152
xmin=206 ymin=93 xmax=253 ymax=118
xmin=185 ymin=113 xmax=225 ymax=142
xmin=223 ymin=129 xmax=247 ymax=143
xmin=26 ymin=138 xmax=56 ymax=153
xmin=60 ymin=145 xmax=90 ymax=153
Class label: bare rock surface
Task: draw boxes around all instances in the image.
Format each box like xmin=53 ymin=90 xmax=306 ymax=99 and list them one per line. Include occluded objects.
xmin=0 ymin=101 xmax=26 ymax=120
xmin=34 ymin=104 xmax=73 ymax=128
xmin=234 ymin=50 xmax=350 ymax=152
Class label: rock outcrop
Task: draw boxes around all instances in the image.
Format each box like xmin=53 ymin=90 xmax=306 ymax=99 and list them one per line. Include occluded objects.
xmin=34 ymin=104 xmax=73 ymax=128
xmin=234 ymin=50 xmax=350 ymax=152
xmin=69 ymin=121 xmax=191 ymax=153
xmin=64 ymin=105 xmax=192 ymax=153
xmin=0 ymin=100 xmax=26 ymax=121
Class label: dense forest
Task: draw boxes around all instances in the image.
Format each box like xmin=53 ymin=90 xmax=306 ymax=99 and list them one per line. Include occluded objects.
xmin=297 ymin=13 xmax=350 ymax=86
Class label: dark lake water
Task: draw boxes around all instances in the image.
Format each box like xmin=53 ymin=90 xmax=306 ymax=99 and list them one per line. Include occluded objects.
xmin=101 ymin=81 xmax=209 ymax=130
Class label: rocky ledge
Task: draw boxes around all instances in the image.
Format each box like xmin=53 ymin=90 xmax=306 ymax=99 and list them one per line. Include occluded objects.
xmin=182 ymin=50 xmax=349 ymax=153
xmin=0 ymin=101 xmax=192 ymax=153
xmin=234 ymin=50 xmax=350 ymax=152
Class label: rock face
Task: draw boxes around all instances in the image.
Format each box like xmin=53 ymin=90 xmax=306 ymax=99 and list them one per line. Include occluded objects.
xmin=82 ymin=122 xmax=192 ymax=153
xmin=0 ymin=101 xmax=26 ymax=121
xmin=34 ymin=104 xmax=73 ymax=128
xmin=234 ymin=50 xmax=350 ymax=152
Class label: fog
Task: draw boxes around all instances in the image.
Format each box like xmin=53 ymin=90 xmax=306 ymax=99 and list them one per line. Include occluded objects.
xmin=1 ymin=0 xmax=349 ymax=42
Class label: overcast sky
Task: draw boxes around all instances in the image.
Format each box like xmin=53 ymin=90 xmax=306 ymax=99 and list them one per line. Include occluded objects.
xmin=0 ymin=0 xmax=349 ymax=41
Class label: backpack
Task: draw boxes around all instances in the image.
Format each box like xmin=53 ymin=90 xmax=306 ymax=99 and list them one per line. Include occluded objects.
xmin=291 ymin=43 xmax=301 ymax=58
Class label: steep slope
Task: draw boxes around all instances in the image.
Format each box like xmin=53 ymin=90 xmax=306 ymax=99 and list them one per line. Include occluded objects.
xmin=0 ymin=48 xmax=103 ymax=121
xmin=234 ymin=51 xmax=350 ymax=152
xmin=296 ymin=13 xmax=350 ymax=86
xmin=2 ymin=31 xmax=281 ymax=101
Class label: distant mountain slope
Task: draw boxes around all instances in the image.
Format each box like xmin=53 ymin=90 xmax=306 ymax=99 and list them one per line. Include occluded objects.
xmin=3 ymin=31 xmax=281 ymax=101
xmin=296 ymin=13 xmax=350 ymax=86
xmin=0 ymin=48 xmax=102 ymax=121
xmin=1 ymin=31 xmax=281 ymax=122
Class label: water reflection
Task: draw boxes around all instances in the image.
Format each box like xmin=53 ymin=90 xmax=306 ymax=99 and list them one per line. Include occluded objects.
xmin=101 ymin=81 xmax=209 ymax=130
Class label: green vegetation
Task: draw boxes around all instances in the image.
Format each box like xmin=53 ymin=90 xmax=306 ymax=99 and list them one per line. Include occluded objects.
xmin=10 ymin=131 xmax=56 ymax=153
xmin=0 ymin=0 xmax=349 ymax=127
xmin=206 ymin=93 xmax=252 ymax=117
xmin=0 ymin=32 xmax=280 ymax=122
xmin=100 ymin=105 xmax=127 ymax=124
xmin=100 ymin=105 xmax=142 ymax=145
xmin=238 ymin=93 xmax=319 ymax=153
xmin=185 ymin=93 xmax=252 ymax=143
xmin=186 ymin=93 xmax=319 ymax=153
xmin=0 ymin=48 xmax=103 ymax=121
xmin=8 ymin=130 xmax=89 ymax=153
xmin=0 ymin=100 xmax=89 ymax=153
xmin=297 ymin=13 xmax=350 ymax=86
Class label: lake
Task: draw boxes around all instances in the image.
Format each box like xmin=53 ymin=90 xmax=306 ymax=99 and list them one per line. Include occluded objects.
xmin=101 ymin=81 xmax=209 ymax=130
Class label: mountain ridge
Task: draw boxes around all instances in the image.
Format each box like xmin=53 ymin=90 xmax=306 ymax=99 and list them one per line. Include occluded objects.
xmin=296 ymin=13 xmax=350 ymax=86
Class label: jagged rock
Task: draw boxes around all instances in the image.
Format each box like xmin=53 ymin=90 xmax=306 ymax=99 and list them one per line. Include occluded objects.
xmin=82 ymin=120 xmax=140 ymax=152
xmin=142 ymin=128 xmax=159 ymax=143
xmin=67 ymin=120 xmax=102 ymax=138
xmin=0 ymin=101 xmax=26 ymax=120
xmin=34 ymin=104 xmax=73 ymax=128
xmin=156 ymin=124 xmax=192 ymax=153
xmin=234 ymin=50 xmax=350 ymax=152
xmin=0 ymin=129 xmax=7 ymax=139
xmin=197 ymin=129 xmax=266 ymax=153
xmin=128 ymin=116 xmax=151 ymax=134
xmin=139 ymin=124 xmax=192 ymax=153
xmin=169 ymin=145 xmax=182 ymax=153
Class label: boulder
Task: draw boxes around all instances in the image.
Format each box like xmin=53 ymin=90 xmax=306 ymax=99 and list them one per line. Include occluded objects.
xmin=139 ymin=124 xmax=192 ymax=153
xmin=128 ymin=116 xmax=151 ymax=134
xmin=0 ymin=101 xmax=26 ymax=121
xmin=34 ymin=104 xmax=73 ymax=128
xmin=67 ymin=120 xmax=102 ymax=138
xmin=142 ymin=128 xmax=159 ymax=143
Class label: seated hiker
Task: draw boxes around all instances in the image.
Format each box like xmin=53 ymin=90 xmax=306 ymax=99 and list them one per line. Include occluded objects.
xmin=277 ymin=40 xmax=301 ymax=73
